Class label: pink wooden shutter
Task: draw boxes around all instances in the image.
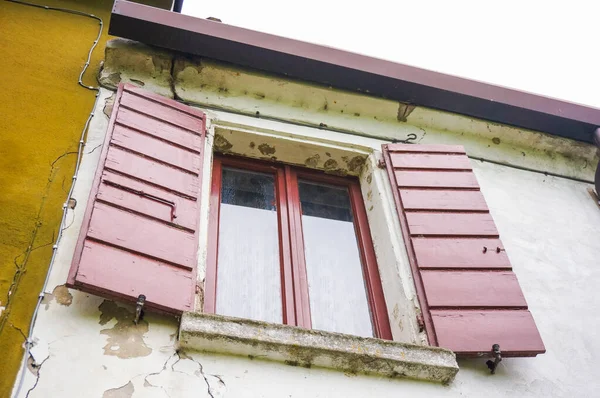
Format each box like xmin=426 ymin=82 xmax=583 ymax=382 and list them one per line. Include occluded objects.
xmin=383 ymin=144 xmax=545 ymax=357
xmin=67 ymin=84 xmax=205 ymax=314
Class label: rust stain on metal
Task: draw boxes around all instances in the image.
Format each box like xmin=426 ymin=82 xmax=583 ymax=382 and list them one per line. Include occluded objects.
xmin=258 ymin=143 xmax=276 ymax=156
xmin=98 ymin=300 xmax=152 ymax=359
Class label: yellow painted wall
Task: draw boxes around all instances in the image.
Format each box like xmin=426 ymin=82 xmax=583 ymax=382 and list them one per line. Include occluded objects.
xmin=0 ymin=0 xmax=167 ymax=395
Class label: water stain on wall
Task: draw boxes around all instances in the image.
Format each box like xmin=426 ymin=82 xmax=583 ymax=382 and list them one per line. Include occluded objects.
xmin=98 ymin=300 xmax=152 ymax=359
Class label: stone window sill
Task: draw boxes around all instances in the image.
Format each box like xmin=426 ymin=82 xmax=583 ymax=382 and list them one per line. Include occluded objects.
xmin=179 ymin=312 xmax=458 ymax=384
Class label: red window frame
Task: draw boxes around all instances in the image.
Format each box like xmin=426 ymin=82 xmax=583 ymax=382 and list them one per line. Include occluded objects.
xmin=204 ymin=155 xmax=392 ymax=340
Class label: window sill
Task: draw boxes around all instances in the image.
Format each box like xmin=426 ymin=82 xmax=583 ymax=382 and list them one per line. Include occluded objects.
xmin=179 ymin=312 xmax=458 ymax=384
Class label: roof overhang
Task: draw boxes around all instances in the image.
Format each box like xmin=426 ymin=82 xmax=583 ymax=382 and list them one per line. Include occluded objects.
xmin=109 ymin=0 xmax=600 ymax=143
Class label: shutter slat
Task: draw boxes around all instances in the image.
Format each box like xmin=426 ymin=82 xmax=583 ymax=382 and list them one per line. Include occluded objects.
xmin=88 ymin=203 xmax=196 ymax=270
xmin=389 ymin=153 xmax=472 ymax=170
xmin=406 ymin=213 xmax=498 ymax=236
xmin=121 ymin=91 xmax=203 ymax=132
xmin=105 ymin=146 xmax=200 ymax=198
xmin=400 ymin=189 xmax=488 ymax=211
xmin=384 ymin=143 xmax=544 ymax=357
xmin=124 ymin=84 xmax=205 ymax=118
xmin=431 ymin=310 xmax=545 ymax=356
xmin=67 ymin=83 xmax=205 ymax=314
xmin=116 ymin=108 xmax=202 ymax=151
xmin=112 ymin=125 xmax=201 ymax=174
xmin=422 ymin=271 xmax=527 ymax=308
xmin=98 ymin=174 xmax=198 ymax=231
xmin=77 ymin=241 xmax=194 ymax=312
xmin=412 ymin=238 xmax=511 ymax=269
xmin=395 ymin=170 xmax=479 ymax=188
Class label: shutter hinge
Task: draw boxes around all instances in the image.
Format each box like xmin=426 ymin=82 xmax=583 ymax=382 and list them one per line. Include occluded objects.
xmin=486 ymin=344 xmax=502 ymax=374
xmin=416 ymin=313 xmax=425 ymax=332
xmin=134 ymin=294 xmax=146 ymax=324
xmin=377 ymin=158 xmax=386 ymax=169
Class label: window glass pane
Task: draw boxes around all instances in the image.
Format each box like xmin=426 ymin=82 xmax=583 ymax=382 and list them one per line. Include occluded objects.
xmin=299 ymin=180 xmax=374 ymax=337
xmin=216 ymin=167 xmax=282 ymax=323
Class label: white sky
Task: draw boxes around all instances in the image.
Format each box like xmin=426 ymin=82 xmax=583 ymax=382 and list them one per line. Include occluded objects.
xmin=182 ymin=0 xmax=600 ymax=108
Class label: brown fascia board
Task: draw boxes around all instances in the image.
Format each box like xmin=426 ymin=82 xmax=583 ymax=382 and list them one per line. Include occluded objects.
xmin=110 ymin=0 xmax=600 ymax=143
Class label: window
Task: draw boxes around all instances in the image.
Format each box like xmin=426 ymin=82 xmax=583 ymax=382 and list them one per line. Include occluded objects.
xmin=204 ymin=155 xmax=392 ymax=339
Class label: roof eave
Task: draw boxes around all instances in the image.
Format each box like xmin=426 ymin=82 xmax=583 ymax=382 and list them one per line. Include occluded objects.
xmin=109 ymin=0 xmax=600 ymax=143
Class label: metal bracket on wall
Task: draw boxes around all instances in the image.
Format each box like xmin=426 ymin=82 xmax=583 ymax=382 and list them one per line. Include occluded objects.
xmin=486 ymin=344 xmax=502 ymax=374
xmin=134 ymin=294 xmax=146 ymax=324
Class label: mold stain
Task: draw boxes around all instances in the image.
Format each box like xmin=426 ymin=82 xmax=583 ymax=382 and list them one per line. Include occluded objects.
xmin=366 ymin=173 xmax=373 ymax=184
xmin=346 ymin=156 xmax=366 ymax=173
xmin=98 ymin=300 xmax=152 ymax=359
xmin=258 ymin=143 xmax=276 ymax=156
xmin=214 ymin=134 xmax=233 ymax=152
xmin=492 ymin=137 xmax=501 ymax=145
xmin=323 ymin=159 xmax=338 ymax=170
xmin=249 ymin=141 xmax=256 ymax=149
xmin=305 ymin=154 xmax=320 ymax=168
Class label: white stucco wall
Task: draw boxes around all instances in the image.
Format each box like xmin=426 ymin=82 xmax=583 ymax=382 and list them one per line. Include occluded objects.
xmin=12 ymin=71 xmax=600 ymax=397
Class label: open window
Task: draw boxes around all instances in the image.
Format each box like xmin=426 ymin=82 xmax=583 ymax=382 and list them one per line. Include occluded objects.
xmin=204 ymin=155 xmax=392 ymax=339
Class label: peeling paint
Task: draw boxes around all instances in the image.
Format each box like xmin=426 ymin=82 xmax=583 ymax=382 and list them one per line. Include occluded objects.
xmin=103 ymin=381 xmax=134 ymax=398
xmin=98 ymin=300 xmax=152 ymax=359
xmin=42 ymin=285 xmax=73 ymax=309
xmin=103 ymin=93 xmax=117 ymax=118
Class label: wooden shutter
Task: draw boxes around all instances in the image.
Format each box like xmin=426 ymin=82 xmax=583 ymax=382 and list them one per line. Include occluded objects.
xmin=67 ymin=84 xmax=205 ymax=314
xmin=383 ymin=144 xmax=545 ymax=357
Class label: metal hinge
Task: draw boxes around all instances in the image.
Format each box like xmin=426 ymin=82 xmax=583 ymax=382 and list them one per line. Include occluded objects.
xmin=134 ymin=294 xmax=146 ymax=324
xmin=486 ymin=344 xmax=502 ymax=374
xmin=416 ymin=313 xmax=425 ymax=332
xmin=377 ymin=158 xmax=386 ymax=169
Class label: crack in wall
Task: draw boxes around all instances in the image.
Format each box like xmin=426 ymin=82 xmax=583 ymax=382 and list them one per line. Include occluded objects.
xmin=0 ymin=149 xmax=76 ymax=335
xmin=24 ymin=356 xmax=48 ymax=398
xmin=102 ymin=350 xmax=226 ymax=398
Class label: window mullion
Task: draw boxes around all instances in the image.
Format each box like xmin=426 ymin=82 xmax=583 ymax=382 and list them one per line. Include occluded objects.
xmin=284 ymin=165 xmax=312 ymax=329
xmin=348 ymin=183 xmax=392 ymax=339
xmin=203 ymin=157 xmax=223 ymax=314
xmin=276 ymin=166 xmax=297 ymax=326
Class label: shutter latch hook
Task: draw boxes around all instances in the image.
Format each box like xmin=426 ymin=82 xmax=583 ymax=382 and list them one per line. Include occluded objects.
xmin=486 ymin=344 xmax=502 ymax=374
xmin=134 ymin=294 xmax=146 ymax=325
